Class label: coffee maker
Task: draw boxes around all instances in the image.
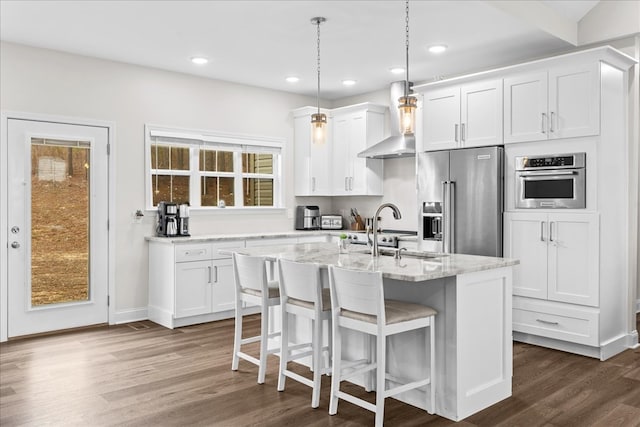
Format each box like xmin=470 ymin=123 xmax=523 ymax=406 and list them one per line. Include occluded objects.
xmin=295 ymin=205 xmax=320 ymax=230
xmin=156 ymin=202 xmax=178 ymax=237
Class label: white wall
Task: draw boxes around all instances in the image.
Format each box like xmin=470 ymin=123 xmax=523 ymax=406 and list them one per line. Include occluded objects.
xmin=0 ymin=41 xmax=320 ymax=321
xmin=578 ymin=1 xmax=640 ymax=46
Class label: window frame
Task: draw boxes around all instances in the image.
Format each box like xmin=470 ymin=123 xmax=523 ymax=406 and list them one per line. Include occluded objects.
xmin=145 ymin=124 xmax=284 ymax=211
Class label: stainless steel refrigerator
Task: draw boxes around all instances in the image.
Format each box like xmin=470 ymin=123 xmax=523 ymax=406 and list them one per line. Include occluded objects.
xmin=417 ymin=146 xmax=503 ymax=257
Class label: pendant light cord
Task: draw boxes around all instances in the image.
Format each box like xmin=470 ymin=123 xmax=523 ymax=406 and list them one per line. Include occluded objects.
xmin=405 ymin=0 xmax=410 ymax=98
xmin=316 ymin=19 xmax=321 ymax=115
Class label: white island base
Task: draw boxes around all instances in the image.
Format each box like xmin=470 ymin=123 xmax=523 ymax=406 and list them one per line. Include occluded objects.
xmin=380 ymin=267 xmax=513 ymax=421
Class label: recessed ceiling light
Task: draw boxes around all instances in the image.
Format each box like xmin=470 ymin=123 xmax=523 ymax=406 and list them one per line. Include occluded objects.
xmin=390 ymin=67 xmax=405 ymax=75
xmin=285 ymin=76 xmax=300 ymax=83
xmin=191 ymin=57 xmax=209 ymax=65
xmin=342 ymin=79 xmax=357 ymax=86
xmin=428 ymin=45 xmax=448 ymax=54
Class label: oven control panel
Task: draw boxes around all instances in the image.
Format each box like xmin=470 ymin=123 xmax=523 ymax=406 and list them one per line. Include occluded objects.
xmin=516 ymin=153 xmax=585 ymax=170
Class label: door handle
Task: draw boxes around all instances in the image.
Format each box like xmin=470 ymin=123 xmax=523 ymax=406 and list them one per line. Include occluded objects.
xmin=454 ymin=124 xmax=459 ymax=142
xmin=213 ymin=266 xmax=218 ymax=283
xmin=345 ymin=177 xmax=348 ymax=191
xmin=449 ymin=181 xmax=456 ymax=253
xmin=208 ymin=266 xmax=212 ymax=284
xmin=540 ymin=222 xmax=545 ymax=242
xmin=536 ymin=318 xmax=559 ymax=326
xmin=550 ymin=112 xmax=555 ymax=133
xmin=461 ymin=123 xmax=465 ymax=142
xmin=11 ymin=241 xmax=20 ymax=249
xmin=541 ymin=113 xmax=546 ymax=134
xmin=312 ymin=177 xmax=316 ymax=192
xmin=549 ymin=221 xmax=554 ymax=242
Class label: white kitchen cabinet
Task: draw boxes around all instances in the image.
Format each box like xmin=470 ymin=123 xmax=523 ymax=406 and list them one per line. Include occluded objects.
xmin=505 ymin=212 xmax=599 ymax=307
xmin=330 ymin=103 xmax=385 ymax=196
xmin=148 ymin=239 xmax=244 ymax=328
xmin=422 ymin=79 xmax=502 ymax=151
xmin=293 ymin=107 xmax=331 ymax=196
xmin=504 ymin=62 xmax=599 ymax=143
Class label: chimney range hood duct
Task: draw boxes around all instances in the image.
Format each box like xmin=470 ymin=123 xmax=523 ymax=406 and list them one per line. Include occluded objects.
xmin=357 ymin=81 xmax=416 ymax=159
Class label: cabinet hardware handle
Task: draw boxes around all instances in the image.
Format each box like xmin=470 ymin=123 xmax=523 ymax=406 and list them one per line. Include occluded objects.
xmin=213 ymin=266 xmax=218 ymax=283
xmin=536 ymin=319 xmax=559 ymax=326
xmin=208 ymin=266 xmax=212 ymax=284
xmin=454 ymin=124 xmax=459 ymax=142
xmin=540 ymin=222 xmax=545 ymax=242
xmin=541 ymin=113 xmax=546 ymax=134
xmin=345 ymin=177 xmax=348 ymax=191
xmin=312 ymin=177 xmax=316 ymax=192
xmin=349 ymin=177 xmax=353 ymax=191
xmin=550 ymin=112 xmax=555 ymax=133
xmin=549 ymin=221 xmax=554 ymax=242
xmin=461 ymin=123 xmax=465 ymax=142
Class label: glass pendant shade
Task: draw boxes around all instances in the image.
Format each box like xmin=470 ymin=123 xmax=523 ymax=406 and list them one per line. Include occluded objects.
xmin=398 ymin=95 xmax=417 ymax=135
xmin=311 ymin=112 xmax=327 ymax=144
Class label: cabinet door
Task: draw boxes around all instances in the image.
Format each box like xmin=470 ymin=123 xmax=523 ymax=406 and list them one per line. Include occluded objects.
xmin=211 ymin=258 xmax=235 ymax=313
xmin=547 ymin=213 xmax=599 ymax=307
xmin=461 ymin=80 xmax=503 ymax=147
xmin=504 ymin=71 xmax=548 ymax=144
xmin=175 ymin=260 xmax=213 ymax=318
xmin=331 ymin=115 xmax=351 ymax=195
xmin=548 ymin=63 xmax=600 ymax=139
xmin=504 ymin=212 xmax=548 ymax=299
xmin=423 ymin=87 xmax=460 ymax=151
xmin=349 ymin=113 xmax=369 ymax=194
xmin=294 ymin=114 xmax=331 ymax=196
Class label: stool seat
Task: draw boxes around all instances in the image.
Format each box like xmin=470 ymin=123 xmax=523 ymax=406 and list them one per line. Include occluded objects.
xmin=241 ymin=281 xmax=280 ymax=298
xmin=342 ymin=299 xmax=437 ymax=325
xmin=288 ymin=288 xmax=331 ymax=312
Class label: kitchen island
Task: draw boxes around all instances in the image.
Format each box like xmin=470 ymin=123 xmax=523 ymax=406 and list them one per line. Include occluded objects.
xmin=227 ymin=242 xmax=518 ymax=422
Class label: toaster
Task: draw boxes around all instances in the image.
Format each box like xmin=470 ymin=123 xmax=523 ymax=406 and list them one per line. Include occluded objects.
xmin=320 ymin=215 xmax=343 ymax=230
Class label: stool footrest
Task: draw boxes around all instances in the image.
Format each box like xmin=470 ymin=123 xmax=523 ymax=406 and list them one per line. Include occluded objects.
xmin=385 ymin=378 xmax=431 ymax=398
xmin=336 ymin=391 xmax=376 ymax=413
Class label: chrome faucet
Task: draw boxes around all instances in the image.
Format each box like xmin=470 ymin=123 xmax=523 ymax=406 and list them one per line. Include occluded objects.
xmin=367 ymin=203 xmax=402 ymax=257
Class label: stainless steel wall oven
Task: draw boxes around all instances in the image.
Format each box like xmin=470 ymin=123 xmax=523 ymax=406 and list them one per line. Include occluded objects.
xmin=515 ymin=153 xmax=586 ymax=209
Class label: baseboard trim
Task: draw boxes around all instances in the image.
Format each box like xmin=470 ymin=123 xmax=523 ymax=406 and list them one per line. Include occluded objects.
xmin=113 ymin=307 xmax=149 ymax=325
xmin=513 ymin=331 xmax=636 ymax=361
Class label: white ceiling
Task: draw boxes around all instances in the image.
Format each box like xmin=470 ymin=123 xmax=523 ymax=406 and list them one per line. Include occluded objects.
xmin=0 ymin=0 xmax=600 ymax=100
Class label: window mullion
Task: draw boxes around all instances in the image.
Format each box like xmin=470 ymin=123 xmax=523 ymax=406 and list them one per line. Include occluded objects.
xmin=233 ymin=151 xmax=243 ymax=207
xmin=190 ymin=146 xmax=201 ymax=207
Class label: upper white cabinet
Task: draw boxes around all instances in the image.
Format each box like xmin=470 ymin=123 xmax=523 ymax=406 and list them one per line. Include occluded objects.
xmin=422 ymin=79 xmax=502 ymax=151
xmin=504 ymin=62 xmax=600 ymax=143
xmin=293 ymin=103 xmax=384 ymax=197
xmin=330 ymin=103 xmax=385 ymax=196
xmin=293 ymin=107 xmax=332 ymax=196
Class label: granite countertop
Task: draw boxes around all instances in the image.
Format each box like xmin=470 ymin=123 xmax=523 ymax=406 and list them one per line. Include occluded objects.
xmin=222 ymin=242 xmax=518 ymax=282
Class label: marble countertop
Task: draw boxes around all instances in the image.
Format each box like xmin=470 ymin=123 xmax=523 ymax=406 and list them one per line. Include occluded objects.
xmin=222 ymin=242 xmax=518 ymax=282
xmin=146 ymin=230 xmax=418 ymax=244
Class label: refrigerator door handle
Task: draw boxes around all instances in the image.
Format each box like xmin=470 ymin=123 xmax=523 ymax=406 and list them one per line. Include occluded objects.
xmin=441 ymin=180 xmax=449 ymax=253
xmin=449 ymin=181 xmax=456 ymax=253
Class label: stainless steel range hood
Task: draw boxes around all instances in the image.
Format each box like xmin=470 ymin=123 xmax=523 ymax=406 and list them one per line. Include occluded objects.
xmin=357 ymin=81 xmax=416 ymax=159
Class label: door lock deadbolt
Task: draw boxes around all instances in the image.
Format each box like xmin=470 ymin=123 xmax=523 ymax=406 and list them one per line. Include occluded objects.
xmin=11 ymin=226 xmax=19 ymax=234
xmin=11 ymin=241 xmax=20 ymax=249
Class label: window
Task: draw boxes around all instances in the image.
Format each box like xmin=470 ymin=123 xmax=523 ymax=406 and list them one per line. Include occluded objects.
xmin=146 ymin=125 xmax=283 ymax=209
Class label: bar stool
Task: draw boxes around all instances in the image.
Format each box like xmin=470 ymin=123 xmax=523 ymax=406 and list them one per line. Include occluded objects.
xmin=231 ymin=252 xmax=281 ymax=384
xmin=327 ymin=265 xmax=437 ymax=427
xmin=276 ymin=258 xmax=332 ymax=408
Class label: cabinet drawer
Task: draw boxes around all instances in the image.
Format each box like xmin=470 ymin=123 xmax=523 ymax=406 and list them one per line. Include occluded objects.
xmin=176 ymin=244 xmax=214 ymax=262
xmin=211 ymin=241 xmax=245 ymax=259
xmin=513 ymin=297 xmax=599 ymax=346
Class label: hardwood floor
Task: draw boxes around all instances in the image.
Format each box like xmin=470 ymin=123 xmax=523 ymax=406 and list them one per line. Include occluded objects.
xmin=1 ymin=315 xmax=639 ymax=426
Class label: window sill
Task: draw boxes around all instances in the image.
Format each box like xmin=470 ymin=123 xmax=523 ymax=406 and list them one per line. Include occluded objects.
xmin=145 ymin=207 xmax=286 ymax=216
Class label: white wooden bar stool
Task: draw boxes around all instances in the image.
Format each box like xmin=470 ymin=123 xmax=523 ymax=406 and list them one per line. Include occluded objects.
xmin=328 ymin=265 xmax=437 ymax=427
xmin=276 ymin=258 xmax=332 ymax=408
xmin=231 ymin=252 xmax=281 ymax=384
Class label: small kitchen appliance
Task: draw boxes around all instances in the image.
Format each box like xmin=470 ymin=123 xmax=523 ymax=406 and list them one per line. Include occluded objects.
xmin=178 ymin=203 xmax=190 ymax=236
xmin=515 ymin=153 xmax=586 ymax=209
xmin=321 ymin=215 xmax=343 ymax=230
xmin=295 ymin=205 xmax=320 ymax=230
xmin=156 ymin=201 xmax=178 ymax=237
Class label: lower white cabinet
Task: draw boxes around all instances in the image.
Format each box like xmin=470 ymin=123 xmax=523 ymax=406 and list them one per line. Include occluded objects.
xmin=149 ymin=240 xmax=244 ymax=328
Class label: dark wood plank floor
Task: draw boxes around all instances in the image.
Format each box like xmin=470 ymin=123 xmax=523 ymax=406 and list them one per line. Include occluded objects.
xmin=1 ymin=315 xmax=639 ymax=426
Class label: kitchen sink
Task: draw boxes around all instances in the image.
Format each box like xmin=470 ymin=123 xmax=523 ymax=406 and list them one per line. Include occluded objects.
xmin=352 ymin=247 xmax=447 ymax=259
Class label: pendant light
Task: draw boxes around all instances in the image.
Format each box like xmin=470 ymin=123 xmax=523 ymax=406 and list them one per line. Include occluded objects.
xmin=311 ymin=17 xmax=327 ymax=144
xmin=398 ymin=0 xmax=417 ymax=135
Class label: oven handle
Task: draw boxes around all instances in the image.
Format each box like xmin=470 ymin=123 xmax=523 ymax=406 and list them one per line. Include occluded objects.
xmin=518 ymin=170 xmax=578 ymax=177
